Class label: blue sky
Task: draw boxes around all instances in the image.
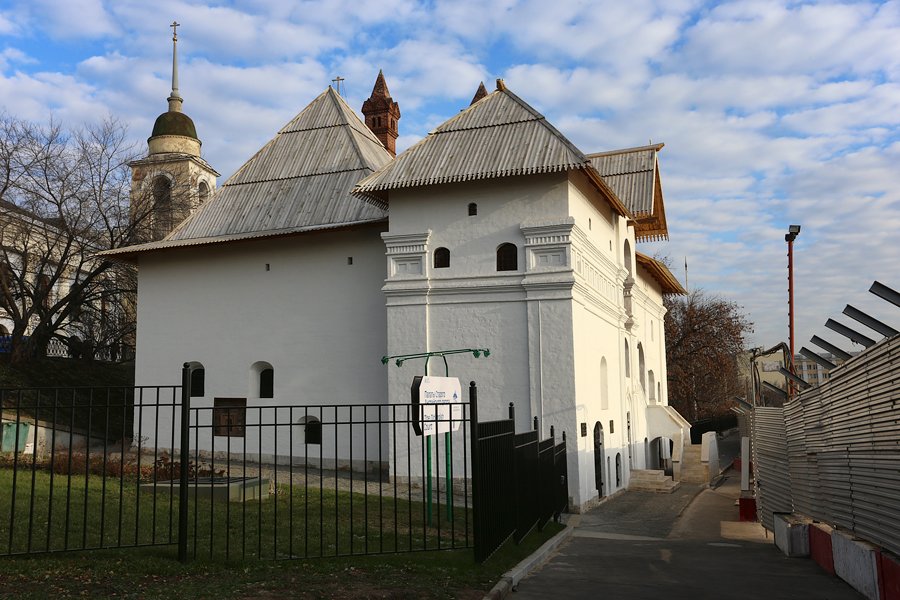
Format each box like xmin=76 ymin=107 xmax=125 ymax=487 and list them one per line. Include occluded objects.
xmin=2 ymin=0 xmax=899 ymax=351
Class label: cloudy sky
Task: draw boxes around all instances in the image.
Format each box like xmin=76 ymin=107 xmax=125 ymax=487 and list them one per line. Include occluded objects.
xmin=1 ymin=0 xmax=898 ymax=352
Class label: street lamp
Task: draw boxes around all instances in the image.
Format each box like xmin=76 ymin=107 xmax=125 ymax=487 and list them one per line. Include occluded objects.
xmin=785 ymin=225 xmax=801 ymax=398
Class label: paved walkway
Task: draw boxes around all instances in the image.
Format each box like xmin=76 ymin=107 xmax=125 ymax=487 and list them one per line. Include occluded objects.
xmin=513 ymin=472 xmax=862 ymax=599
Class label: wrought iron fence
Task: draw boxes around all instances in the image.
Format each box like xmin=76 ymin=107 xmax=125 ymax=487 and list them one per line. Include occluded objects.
xmin=1 ymin=375 xmax=569 ymax=563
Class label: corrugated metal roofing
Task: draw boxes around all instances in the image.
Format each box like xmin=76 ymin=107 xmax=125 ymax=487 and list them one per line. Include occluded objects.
xmin=353 ymin=88 xmax=588 ymax=196
xmin=588 ymin=145 xmax=661 ymax=216
xmin=589 ymin=144 xmax=669 ymax=242
xmin=100 ymin=87 xmax=391 ymax=260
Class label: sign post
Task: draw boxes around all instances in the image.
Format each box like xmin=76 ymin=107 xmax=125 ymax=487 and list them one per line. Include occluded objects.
xmin=383 ymin=348 xmax=490 ymax=526
xmin=411 ymin=375 xmax=462 ymax=524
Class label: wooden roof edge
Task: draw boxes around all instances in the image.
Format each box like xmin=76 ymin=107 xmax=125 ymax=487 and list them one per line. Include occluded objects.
xmin=635 ymin=252 xmax=686 ymax=295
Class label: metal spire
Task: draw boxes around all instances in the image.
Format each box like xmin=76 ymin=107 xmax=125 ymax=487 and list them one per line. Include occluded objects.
xmin=168 ymin=21 xmax=183 ymax=112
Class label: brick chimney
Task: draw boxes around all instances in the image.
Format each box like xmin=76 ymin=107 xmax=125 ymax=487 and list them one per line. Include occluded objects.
xmin=361 ymin=70 xmax=401 ymax=156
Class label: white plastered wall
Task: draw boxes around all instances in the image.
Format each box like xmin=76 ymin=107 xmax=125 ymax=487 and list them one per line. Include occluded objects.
xmin=133 ymin=223 xmax=389 ymax=465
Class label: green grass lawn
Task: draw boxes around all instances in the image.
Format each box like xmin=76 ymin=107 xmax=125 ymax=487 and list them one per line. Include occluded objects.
xmin=0 ymin=466 xmax=565 ymax=598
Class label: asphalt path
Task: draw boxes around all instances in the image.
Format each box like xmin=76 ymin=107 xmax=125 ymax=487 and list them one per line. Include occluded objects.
xmin=513 ymin=472 xmax=862 ymax=600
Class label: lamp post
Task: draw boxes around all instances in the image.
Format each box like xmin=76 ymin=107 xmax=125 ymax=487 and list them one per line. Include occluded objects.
xmin=785 ymin=224 xmax=801 ymax=398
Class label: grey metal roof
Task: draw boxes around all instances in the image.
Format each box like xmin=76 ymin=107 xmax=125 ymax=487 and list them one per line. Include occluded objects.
xmin=353 ymin=86 xmax=589 ymax=197
xmin=588 ymin=144 xmax=662 ymax=217
xmin=101 ymin=87 xmax=391 ymax=260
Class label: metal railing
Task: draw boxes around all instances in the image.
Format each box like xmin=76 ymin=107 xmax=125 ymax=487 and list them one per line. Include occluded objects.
xmin=470 ymin=383 xmax=568 ymax=563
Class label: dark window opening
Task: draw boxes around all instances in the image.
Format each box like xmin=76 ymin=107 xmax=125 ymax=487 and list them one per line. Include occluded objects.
xmin=190 ymin=367 xmax=205 ymax=397
xmin=468 ymin=202 xmax=477 ymax=216
xmin=213 ymin=398 xmax=246 ymax=437
xmin=615 ymin=453 xmax=622 ymax=487
xmin=434 ymin=247 xmax=450 ymax=269
xmin=37 ymin=274 xmax=51 ymax=309
xmin=304 ymin=418 xmax=322 ymax=445
xmin=496 ymin=243 xmax=518 ymax=272
xmin=198 ymin=181 xmax=209 ymax=204
xmin=152 ymin=176 xmax=173 ymax=238
xmin=259 ymin=368 xmax=274 ymax=398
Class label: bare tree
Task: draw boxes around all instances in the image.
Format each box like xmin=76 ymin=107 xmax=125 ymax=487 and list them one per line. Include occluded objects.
xmin=664 ymin=289 xmax=753 ymax=422
xmin=0 ymin=114 xmax=152 ymax=365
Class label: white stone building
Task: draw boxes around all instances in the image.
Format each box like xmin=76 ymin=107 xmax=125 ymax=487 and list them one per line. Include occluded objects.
xmin=103 ymin=72 xmax=690 ymax=511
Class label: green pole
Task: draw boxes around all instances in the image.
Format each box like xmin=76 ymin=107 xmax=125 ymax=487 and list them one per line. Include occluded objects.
xmin=446 ymin=431 xmax=452 ymax=521
xmin=426 ymin=435 xmax=432 ymax=526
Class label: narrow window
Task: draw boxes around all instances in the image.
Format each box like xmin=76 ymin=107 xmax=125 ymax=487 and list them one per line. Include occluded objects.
xmin=190 ymin=365 xmax=205 ymax=397
xmin=152 ymin=176 xmax=173 ymax=238
xmin=434 ymin=247 xmax=450 ymax=269
xmin=600 ymin=357 xmax=609 ymax=410
xmin=624 ymin=339 xmax=630 ymax=378
xmin=213 ymin=398 xmax=246 ymax=437
xmin=198 ymin=181 xmax=209 ymax=205
xmin=37 ymin=274 xmax=52 ymax=309
xmin=259 ymin=368 xmax=274 ymax=398
xmin=615 ymin=453 xmax=622 ymax=487
xmin=468 ymin=202 xmax=477 ymax=216
xmin=496 ymin=243 xmax=518 ymax=271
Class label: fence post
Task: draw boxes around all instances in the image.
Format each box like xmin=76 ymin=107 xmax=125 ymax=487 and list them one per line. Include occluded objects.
xmin=178 ymin=363 xmax=191 ymax=563
xmin=468 ymin=381 xmax=480 ymax=561
xmin=508 ymin=402 xmax=514 ymax=421
xmin=533 ymin=416 xmax=538 ymax=431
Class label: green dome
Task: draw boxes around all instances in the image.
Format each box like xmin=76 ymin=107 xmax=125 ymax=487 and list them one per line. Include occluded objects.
xmin=150 ymin=111 xmax=198 ymax=140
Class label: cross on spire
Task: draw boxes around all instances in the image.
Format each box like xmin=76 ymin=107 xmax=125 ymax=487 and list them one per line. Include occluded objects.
xmin=332 ymin=76 xmax=345 ymax=96
xmin=168 ymin=21 xmax=182 ymax=108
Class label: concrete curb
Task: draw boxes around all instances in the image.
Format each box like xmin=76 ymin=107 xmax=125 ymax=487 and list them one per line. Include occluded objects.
xmin=481 ymin=523 xmax=575 ymax=600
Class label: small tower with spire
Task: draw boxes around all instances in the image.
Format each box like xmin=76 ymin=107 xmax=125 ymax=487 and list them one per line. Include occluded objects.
xmin=361 ymin=70 xmax=401 ymax=157
xmin=129 ymin=22 xmax=219 ymax=242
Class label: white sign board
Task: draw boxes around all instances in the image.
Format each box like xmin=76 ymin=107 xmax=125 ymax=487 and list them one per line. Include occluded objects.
xmin=414 ymin=376 xmax=462 ymax=437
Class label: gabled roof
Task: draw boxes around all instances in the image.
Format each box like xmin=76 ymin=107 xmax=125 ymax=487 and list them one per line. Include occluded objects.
xmin=353 ymin=82 xmax=630 ymax=218
xmin=101 ymin=86 xmax=391 ymax=261
xmin=635 ymin=252 xmax=685 ymax=295
xmin=588 ymin=144 xmax=668 ymax=242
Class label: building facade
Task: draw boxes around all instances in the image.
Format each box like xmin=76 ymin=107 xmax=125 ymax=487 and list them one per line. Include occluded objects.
xmin=104 ymin=73 xmax=689 ymax=511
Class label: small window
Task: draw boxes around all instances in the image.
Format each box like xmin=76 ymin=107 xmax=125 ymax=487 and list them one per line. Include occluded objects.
xmin=434 ymin=247 xmax=450 ymax=269
xmin=198 ymin=181 xmax=209 ymax=205
xmin=213 ymin=398 xmax=246 ymax=437
xmin=299 ymin=416 xmax=322 ymax=445
xmin=37 ymin=274 xmax=52 ymax=309
xmin=468 ymin=203 xmax=477 ymax=216
xmin=190 ymin=366 xmax=205 ymax=397
xmin=496 ymin=243 xmax=518 ymax=271
xmin=624 ymin=339 xmax=630 ymax=378
xmin=259 ymin=368 xmax=274 ymax=398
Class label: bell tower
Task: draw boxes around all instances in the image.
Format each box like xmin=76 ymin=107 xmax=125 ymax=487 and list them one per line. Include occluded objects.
xmin=129 ymin=22 xmax=218 ymax=242
xmin=361 ymin=70 xmax=401 ymax=157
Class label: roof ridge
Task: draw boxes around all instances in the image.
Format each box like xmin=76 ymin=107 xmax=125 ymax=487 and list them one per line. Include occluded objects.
xmin=222 ymin=166 xmax=373 ymax=188
xmin=498 ymin=88 xmax=588 ymax=164
xmin=586 ymin=143 xmax=665 ymax=158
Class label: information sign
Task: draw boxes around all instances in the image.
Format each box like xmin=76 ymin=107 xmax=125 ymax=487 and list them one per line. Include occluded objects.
xmin=410 ymin=375 xmax=463 ymax=436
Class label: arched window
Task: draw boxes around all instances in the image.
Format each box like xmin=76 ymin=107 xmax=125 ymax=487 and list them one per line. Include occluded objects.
xmin=250 ymin=361 xmax=274 ymax=398
xmin=648 ymin=370 xmax=656 ymax=403
xmin=623 ymin=239 xmax=632 ymax=278
xmin=638 ymin=343 xmax=646 ymax=390
xmin=189 ymin=362 xmax=205 ymax=397
xmin=152 ymin=176 xmax=173 ymax=238
xmin=198 ymin=181 xmax=209 ymax=205
xmin=624 ymin=339 xmax=630 ymax=378
xmin=0 ymin=324 xmax=8 ymax=336
xmin=298 ymin=415 xmax=322 ymax=445
xmin=37 ymin=274 xmax=51 ymax=309
xmin=468 ymin=202 xmax=477 ymax=216
xmin=600 ymin=357 xmax=609 ymax=410
xmin=496 ymin=243 xmax=518 ymax=271
xmin=433 ymin=247 xmax=450 ymax=269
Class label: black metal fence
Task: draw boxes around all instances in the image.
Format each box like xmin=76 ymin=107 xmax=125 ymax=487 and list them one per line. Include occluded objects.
xmin=0 ymin=376 xmax=568 ymax=563
xmin=470 ymin=382 xmax=568 ymax=563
